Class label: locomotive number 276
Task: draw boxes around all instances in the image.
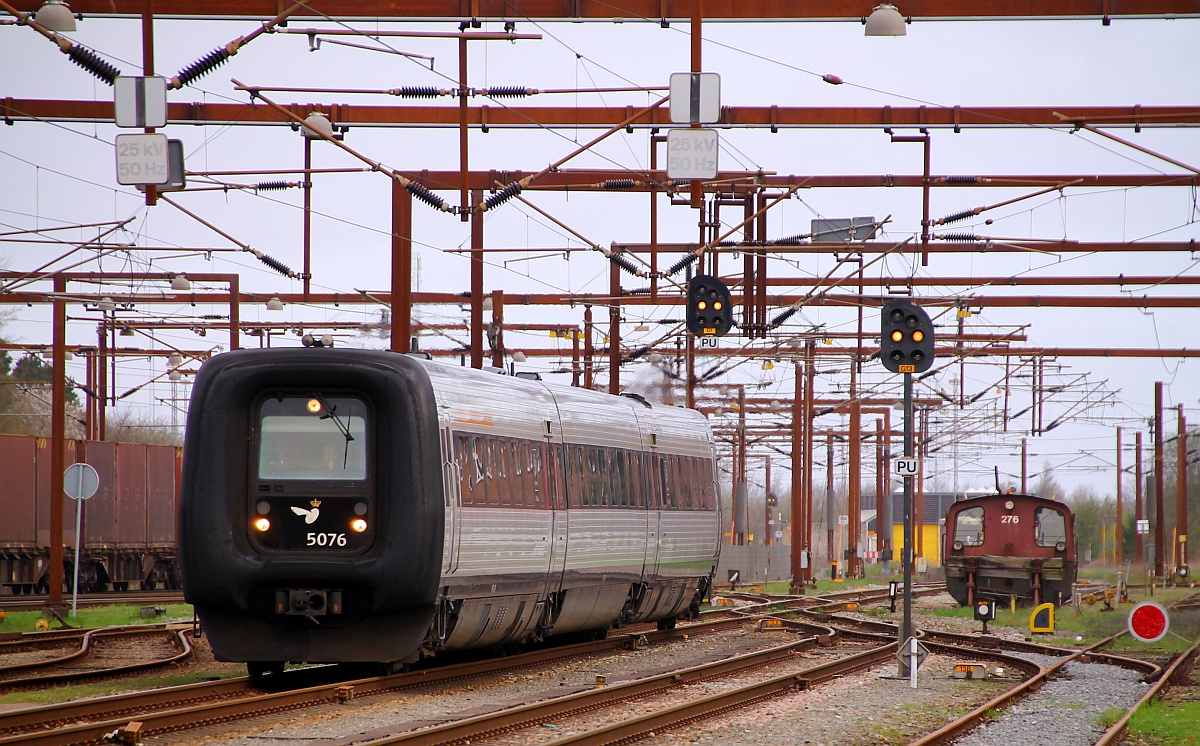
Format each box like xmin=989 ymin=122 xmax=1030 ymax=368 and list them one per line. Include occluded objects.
xmin=307 ymin=532 xmax=348 ymax=547
xmin=1001 ymin=515 xmax=1020 ymax=524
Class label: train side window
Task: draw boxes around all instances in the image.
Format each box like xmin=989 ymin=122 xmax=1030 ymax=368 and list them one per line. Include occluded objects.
xmin=513 ymin=440 xmax=528 ymax=507
xmin=456 ymin=435 xmax=474 ymax=506
xmin=566 ymin=445 xmax=583 ymax=508
xmin=501 ymin=439 xmax=516 ymax=507
xmin=677 ymin=458 xmax=692 ymax=509
xmin=954 ymin=506 xmax=985 ymax=546
xmin=1035 ymin=507 xmax=1067 ymax=547
xmin=664 ymin=456 xmax=677 ymax=510
xmin=467 ymin=436 xmax=484 ymax=506
xmin=628 ymin=451 xmax=642 ymax=508
xmin=613 ymin=449 xmax=628 ymax=507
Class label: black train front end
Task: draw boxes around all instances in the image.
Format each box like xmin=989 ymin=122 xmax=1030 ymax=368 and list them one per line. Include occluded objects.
xmin=179 ymin=348 xmax=444 ymax=668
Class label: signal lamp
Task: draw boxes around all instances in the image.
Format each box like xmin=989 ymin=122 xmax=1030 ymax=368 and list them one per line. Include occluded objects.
xmin=953 ymin=541 xmax=964 ymax=551
xmin=351 ymin=518 xmax=368 ymax=533
xmin=685 ymin=274 xmax=734 ymax=337
xmin=253 ymin=517 xmax=271 ymax=532
xmin=307 ymin=398 xmax=322 ymax=414
xmin=1055 ymin=541 xmax=1067 ymax=552
xmin=880 ymin=298 xmax=935 ymax=373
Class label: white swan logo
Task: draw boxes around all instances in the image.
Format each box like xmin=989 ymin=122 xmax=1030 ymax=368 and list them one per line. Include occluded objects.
xmin=291 ymin=499 xmax=322 ymax=524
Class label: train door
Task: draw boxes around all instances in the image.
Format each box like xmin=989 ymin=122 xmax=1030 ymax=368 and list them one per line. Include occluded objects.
xmin=643 ymin=449 xmax=664 ymax=581
xmin=440 ymin=422 xmax=461 ymax=574
xmin=543 ymin=427 xmax=568 ymax=596
xmin=991 ymin=497 xmax=1031 ymax=555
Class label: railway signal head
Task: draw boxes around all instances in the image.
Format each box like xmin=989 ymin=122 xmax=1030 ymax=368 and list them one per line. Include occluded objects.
xmin=973 ymin=599 xmax=997 ymax=622
xmin=686 ymin=274 xmax=734 ymax=337
xmin=880 ymin=299 xmax=935 ymax=374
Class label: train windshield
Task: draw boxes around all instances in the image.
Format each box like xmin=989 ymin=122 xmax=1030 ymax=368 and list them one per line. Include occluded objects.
xmin=954 ymin=506 xmax=984 ymax=546
xmin=258 ymin=395 xmax=368 ymax=480
xmin=1035 ymin=507 xmax=1067 ymax=547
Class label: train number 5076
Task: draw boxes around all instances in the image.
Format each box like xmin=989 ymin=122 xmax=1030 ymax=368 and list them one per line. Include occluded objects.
xmin=307 ymin=532 xmax=348 ymax=547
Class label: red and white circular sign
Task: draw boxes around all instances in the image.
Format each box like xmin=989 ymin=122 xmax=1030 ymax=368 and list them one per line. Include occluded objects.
xmin=1127 ymin=601 xmax=1170 ymax=643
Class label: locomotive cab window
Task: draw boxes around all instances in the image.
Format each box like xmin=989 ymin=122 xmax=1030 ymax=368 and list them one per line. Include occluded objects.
xmin=258 ymin=395 xmax=368 ymax=481
xmin=1034 ymin=507 xmax=1067 ymax=547
xmin=252 ymin=393 xmax=374 ymax=555
xmin=954 ymin=507 xmax=984 ymax=547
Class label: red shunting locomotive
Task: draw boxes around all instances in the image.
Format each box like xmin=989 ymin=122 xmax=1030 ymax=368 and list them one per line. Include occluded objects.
xmin=943 ymin=492 xmax=1077 ymax=607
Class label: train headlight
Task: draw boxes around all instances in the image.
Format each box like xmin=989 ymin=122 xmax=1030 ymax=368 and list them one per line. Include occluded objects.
xmin=1179 ymin=565 xmax=1189 ymax=578
xmin=953 ymin=541 xmax=964 ymax=551
xmin=1055 ymin=541 xmax=1066 ymax=552
xmin=306 ymin=398 xmax=322 ymax=414
xmin=1004 ymin=500 xmax=1015 ymax=510
xmin=350 ymin=518 xmax=368 ymax=533
xmin=253 ymin=517 xmax=271 ymax=532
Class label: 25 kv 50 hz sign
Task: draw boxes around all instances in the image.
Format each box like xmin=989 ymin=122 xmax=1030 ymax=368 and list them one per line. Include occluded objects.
xmin=666 ymin=129 xmax=719 ymax=180
xmin=115 ymin=133 xmax=170 ymax=185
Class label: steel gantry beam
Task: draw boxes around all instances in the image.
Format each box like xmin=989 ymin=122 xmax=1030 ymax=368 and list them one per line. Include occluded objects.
xmin=5 ymin=99 xmax=1199 ymax=130
xmin=10 ymin=1 xmax=1200 ymax=21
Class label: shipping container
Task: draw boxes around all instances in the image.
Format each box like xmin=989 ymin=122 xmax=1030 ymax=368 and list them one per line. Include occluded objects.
xmin=0 ymin=434 xmax=37 ymax=549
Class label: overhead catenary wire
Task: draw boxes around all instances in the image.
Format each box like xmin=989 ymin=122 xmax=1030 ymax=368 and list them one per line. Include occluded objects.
xmin=231 ymin=81 xmax=453 ymax=215
xmin=157 ymin=195 xmax=300 ymax=279
xmin=169 ymin=0 xmax=314 ymax=89
xmin=0 ymin=0 xmax=122 ymax=84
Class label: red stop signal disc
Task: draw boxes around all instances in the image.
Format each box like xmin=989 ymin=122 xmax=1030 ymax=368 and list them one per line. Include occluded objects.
xmin=1127 ymin=601 xmax=1169 ymax=643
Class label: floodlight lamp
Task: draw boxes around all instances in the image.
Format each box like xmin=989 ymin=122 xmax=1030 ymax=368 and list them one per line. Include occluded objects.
xmin=301 ymin=112 xmax=335 ymax=139
xmin=120 ymin=327 xmax=135 ymax=337
xmin=170 ymin=274 xmax=191 ymax=291
xmin=34 ymin=0 xmax=76 ymax=32
xmin=864 ymin=4 xmax=907 ymax=36
xmin=266 ymin=296 xmax=284 ymax=311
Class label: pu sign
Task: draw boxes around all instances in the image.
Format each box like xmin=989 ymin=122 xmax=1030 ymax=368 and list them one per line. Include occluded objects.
xmin=892 ymin=457 xmax=919 ymax=478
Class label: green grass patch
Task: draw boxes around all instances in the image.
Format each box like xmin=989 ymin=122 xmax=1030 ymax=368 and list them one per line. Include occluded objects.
xmin=1097 ymin=706 xmax=1126 ymax=729
xmin=0 ymin=604 xmax=195 ymax=634
xmin=1128 ymin=701 xmax=1200 ymax=745
xmin=0 ymin=668 xmax=241 ymax=705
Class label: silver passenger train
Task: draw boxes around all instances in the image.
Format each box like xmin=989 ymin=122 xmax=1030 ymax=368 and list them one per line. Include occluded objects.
xmin=179 ymin=348 xmax=721 ymax=675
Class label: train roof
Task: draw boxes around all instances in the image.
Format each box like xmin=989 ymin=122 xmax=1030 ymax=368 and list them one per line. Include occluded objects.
xmin=947 ymin=492 xmax=1074 ymax=514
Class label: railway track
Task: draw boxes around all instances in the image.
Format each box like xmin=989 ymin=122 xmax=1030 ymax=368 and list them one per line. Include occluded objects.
xmin=3 ymin=583 xmax=1184 ymax=746
xmin=0 ymin=625 xmax=193 ymax=689
xmin=0 ymin=615 xmax=755 ymax=745
xmin=0 ymin=591 xmax=184 ymax=613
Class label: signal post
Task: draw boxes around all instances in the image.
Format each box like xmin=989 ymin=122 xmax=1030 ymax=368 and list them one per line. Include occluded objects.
xmin=880 ymin=299 xmax=935 ymax=675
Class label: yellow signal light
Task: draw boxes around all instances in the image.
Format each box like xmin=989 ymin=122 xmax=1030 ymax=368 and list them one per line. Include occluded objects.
xmin=912 ymin=330 xmax=925 ymax=342
xmin=351 ymin=518 xmax=368 ymax=533
xmin=306 ymin=399 xmax=322 ymax=414
xmin=253 ymin=517 xmax=271 ymax=532
xmin=698 ymin=300 xmax=708 ymax=310
xmin=891 ymin=330 xmax=903 ymax=342
xmin=713 ymin=301 xmax=723 ymax=311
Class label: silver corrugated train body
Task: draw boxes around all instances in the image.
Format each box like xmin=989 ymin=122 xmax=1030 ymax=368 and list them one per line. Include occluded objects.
xmin=180 ymin=348 xmax=720 ymax=675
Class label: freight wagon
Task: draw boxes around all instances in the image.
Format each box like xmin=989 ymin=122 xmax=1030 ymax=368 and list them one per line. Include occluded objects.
xmin=0 ymin=433 xmax=181 ymax=594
